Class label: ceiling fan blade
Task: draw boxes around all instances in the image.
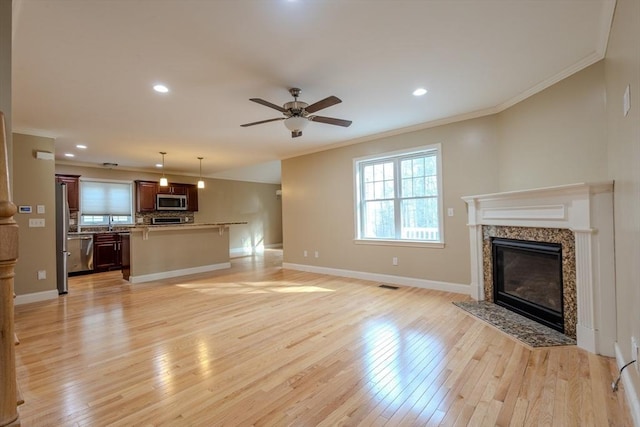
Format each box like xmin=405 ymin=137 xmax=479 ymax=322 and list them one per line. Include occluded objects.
xmin=305 ymin=96 xmax=341 ymax=114
xmin=249 ymin=98 xmax=286 ymax=113
xmin=240 ymin=117 xmax=285 ymax=127
xmin=309 ymin=115 xmax=352 ymax=127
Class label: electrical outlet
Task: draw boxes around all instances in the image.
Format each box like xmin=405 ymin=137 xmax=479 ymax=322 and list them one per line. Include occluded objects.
xmin=392 ymin=257 xmax=398 ymax=266
xmin=633 ymin=337 xmax=639 ymax=372
xmin=447 ymin=208 xmax=454 ymax=217
xmin=314 ymin=251 xmax=319 ymax=258
xmin=37 ymin=270 xmax=46 ymax=280
xmin=303 ymin=250 xmax=307 ymax=257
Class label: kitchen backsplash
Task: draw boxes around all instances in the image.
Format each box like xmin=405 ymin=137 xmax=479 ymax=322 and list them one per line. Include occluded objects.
xmin=70 ymin=211 xmax=195 ymax=232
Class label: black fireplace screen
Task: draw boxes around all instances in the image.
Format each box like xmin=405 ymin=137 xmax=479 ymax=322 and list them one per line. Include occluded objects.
xmin=492 ymin=238 xmax=564 ymax=332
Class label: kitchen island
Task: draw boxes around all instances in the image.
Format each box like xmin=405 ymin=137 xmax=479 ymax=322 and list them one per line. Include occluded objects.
xmin=126 ymin=222 xmax=246 ymax=283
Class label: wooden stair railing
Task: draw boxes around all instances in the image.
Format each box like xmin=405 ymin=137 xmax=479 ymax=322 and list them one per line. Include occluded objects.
xmin=0 ymin=111 xmax=20 ymax=426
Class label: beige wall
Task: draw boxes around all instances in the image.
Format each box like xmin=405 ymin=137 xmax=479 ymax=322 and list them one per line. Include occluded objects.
xmin=0 ymin=0 xmax=11 ymax=179
xmin=497 ymin=61 xmax=608 ymax=191
xmin=605 ymin=0 xmax=640 ymax=408
xmin=280 ymin=61 xmax=617 ymax=289
xmin=13 ymin=133 xmax=57 ymax=296
xmin=55 ymin=164 xmax=282 ymax=252
xmin=282 ymin=115 xmax=500 ymax=286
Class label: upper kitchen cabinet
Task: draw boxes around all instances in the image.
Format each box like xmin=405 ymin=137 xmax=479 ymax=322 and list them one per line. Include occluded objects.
xmin=157 ymin=183 xmax=188 ymax=195
xmin=135 ymin=180 xmax=157 ymax=212
xmin=187 ymin=185 xmax=199 ymax=212
xmin=55 ymin=174 xmax=80 ymax=212
xmin=135 ymin=180 xmax=198 ymax=212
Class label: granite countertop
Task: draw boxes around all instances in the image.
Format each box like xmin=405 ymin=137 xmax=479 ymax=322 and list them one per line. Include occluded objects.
xmin=68 ymin=230 xmax=131 ymax=236
xmin=130 ymin=222 xmax=246 ymax=230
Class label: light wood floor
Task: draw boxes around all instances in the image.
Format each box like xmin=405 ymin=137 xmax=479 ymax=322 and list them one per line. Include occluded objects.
xmin=15 ymin=250 xmax=631 ymax=426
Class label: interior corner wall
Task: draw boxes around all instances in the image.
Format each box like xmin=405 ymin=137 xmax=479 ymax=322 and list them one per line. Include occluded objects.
xmin=496 ymin=60 xmax=608 ymax=191
xmin=13 ymin=133 xmax=57 ymax=296
xmin=282 ymin=115 xmax=500 ymax=287
xmin=193 ymin=178 xmax=282 ymax=253
xmin=604 ymin=0 xmax=640 ymax=419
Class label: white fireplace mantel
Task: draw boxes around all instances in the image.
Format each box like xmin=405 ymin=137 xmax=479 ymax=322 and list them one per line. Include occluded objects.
xmin=462 ymin=182 xmax=615 ymax=356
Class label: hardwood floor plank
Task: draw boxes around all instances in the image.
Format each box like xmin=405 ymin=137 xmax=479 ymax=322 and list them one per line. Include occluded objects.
xmin=13 ymin=250 xmax=632 ymax=426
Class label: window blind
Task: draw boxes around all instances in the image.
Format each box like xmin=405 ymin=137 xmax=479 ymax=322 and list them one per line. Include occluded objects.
xmin=80 ymin=180 xmax=132 ymax=215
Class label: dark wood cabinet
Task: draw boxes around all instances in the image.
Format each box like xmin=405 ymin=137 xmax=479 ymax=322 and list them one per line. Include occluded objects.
xmin=157 ymin=183 xmax=188 ymax=195
xmin=93 ymin=233 xmax=123 ymax=271
xmin=55 ymin=174 xmax=80 ymax=212
xmin=137 ymin=180 xmax=199 ymax=212
xmin=121 ymin=233 xmax=130 ymax=280
xmin=135 ymin=180 xmax=158 ymax=212
xmin=187 ymin=185 xmax=199 ymax=212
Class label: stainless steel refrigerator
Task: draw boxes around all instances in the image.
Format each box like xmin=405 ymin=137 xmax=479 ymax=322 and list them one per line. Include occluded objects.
xmin=55 ymin=181 xmax=70 ymax=294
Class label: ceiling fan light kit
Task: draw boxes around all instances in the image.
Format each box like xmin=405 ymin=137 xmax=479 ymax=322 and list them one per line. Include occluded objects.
xmin=241 ymin=88 xmax=352 ymax=138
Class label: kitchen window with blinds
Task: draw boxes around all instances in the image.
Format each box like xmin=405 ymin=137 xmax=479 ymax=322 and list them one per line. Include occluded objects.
xmin=79 ymin=179 xmax=134 ymax=226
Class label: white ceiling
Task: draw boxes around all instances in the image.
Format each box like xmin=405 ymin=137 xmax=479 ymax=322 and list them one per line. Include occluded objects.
xmin=11 ymin=0 xmax=614 ymax=184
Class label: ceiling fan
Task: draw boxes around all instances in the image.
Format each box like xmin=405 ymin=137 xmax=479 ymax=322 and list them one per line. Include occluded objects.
xmin=240 ymin=88 xmax=352 ymax=138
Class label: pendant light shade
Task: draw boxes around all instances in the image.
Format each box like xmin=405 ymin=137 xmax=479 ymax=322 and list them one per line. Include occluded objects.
xmin=159 ymin=151 xmax=168 ymax=187
xmin=197 ymin=157 xmax=205 ymax=189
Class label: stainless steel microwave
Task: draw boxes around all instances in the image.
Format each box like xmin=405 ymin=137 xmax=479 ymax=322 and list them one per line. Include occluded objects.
xmin=156 ymin=194 xmax=187 ymax=210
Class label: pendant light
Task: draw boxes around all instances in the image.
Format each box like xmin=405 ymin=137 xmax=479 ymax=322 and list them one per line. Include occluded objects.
xmin=197 ymin=157 xmax=205 ymax=189
xmin=159 ymin=151 xmax=168 ymax=187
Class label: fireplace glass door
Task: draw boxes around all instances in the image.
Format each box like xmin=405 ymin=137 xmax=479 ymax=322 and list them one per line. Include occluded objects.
xmin=492 ymin=238 xmax=564 ymax=332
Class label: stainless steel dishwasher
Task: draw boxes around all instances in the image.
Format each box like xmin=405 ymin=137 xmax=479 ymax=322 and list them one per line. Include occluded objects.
xmin=67 ymin=234 xmax=94 ymax=273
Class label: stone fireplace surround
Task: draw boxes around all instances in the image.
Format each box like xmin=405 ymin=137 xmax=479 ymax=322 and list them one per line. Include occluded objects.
xmin=463 ymin=182 xmax=615 ymax=356
xmin=483 ymin=226 xmax=576 ymax=338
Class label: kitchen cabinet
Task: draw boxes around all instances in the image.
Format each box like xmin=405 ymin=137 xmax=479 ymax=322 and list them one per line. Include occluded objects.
xmin=93 ymin=233 xmax=123 ymax=271
xmin=158 ymin=183 xmax=188 ymax=195
xmin=187 ymin=185 xmax=199 ymax=212
xmin=135 ymin=180 xmax=198 ymax=212
xmin=56 ymin=174 xmax=80 ymax=212
xmin=135 ymin=180 xmax=157 ymax=212
xmin=121 ymin=233 xmax=130 ymax=280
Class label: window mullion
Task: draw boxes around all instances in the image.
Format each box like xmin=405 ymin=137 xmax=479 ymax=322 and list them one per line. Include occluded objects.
xmin=394 ymin=158 xmax=402 ymax=239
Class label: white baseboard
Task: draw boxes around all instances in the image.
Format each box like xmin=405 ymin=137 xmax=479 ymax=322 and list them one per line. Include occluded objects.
xmin=15 ymin=289 xmax=59 ymax=305
xmin=230 ymin=243 xmax=283 ymax=257
xmin=282 ymin=262 xmax=468 ymax=294
xmin=128 ymin=262 xmax=231 ymax=284
xmin=615 ymin=342 xmax=640 ymax=427
xmin=230 ymin=247 xmax=253 ymax=257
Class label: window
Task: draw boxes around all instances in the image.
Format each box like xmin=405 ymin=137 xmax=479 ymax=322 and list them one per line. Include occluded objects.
xmin=79 ymin=179 xmax=134 ymax=226
xmin=354 ymin=144 xmax=443 ymax=245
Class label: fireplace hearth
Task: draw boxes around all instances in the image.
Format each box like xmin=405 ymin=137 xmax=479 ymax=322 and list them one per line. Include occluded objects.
xmin=492 ymin=238 xmax=563 ymax=333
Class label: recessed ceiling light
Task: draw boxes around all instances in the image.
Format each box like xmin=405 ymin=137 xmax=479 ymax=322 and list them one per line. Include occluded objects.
xmin=153 ymin=84 xmax=169 ymax=93
xmin=76 ymin=144 xmax=87 ymax=149
xmin=413 ymin=88 xmax=428 ymax=96
xmin=64 ymin=153 xmax=75 ymax=158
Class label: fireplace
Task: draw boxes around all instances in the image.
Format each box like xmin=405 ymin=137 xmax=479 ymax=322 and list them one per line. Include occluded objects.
xmin=492 ymin=238 xmax=563 ymax=332
xmin=462 ymin=182 xmax=615 ymax=356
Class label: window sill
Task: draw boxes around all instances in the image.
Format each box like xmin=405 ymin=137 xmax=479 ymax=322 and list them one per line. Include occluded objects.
xmin=354 ymin=239 xmax=445 ymax=249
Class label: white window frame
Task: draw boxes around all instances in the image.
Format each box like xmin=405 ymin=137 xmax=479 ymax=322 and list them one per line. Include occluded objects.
xmin=79 ymin=178 xmax=135 ymax=227
xmin=353 ymin=143 xmax=444 ymax=248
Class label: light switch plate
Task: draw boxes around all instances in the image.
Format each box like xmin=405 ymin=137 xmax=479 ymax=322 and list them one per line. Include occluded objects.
xmin=29 ymin=218 xmax=45 ymax=227
xmin=37 ymin=205 xmax=45 ymax=214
